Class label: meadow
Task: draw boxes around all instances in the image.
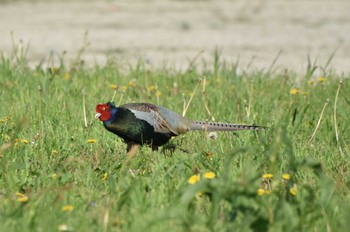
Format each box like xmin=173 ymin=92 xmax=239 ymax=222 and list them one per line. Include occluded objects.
xmin=0 ymin=47 xmax=349 ymax=231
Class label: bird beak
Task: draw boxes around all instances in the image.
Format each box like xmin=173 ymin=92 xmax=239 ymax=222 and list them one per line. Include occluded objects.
xmin=95 ymin=113 xmax=101 ymax=118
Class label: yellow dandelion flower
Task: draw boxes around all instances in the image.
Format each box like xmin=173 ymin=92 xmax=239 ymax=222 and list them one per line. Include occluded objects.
xmin=197 ymin=192 xmax=203 ymax=197
xmin=14 ymin=139 xmax=29 ymax=145
xmin=188 ymin=174 xmax=200 ymax=184
xmin=156 ymin=90 xmax=162 ymax=97
xmin=290 ymin=88 xmax=299 ymax=95
xmin=148 ymin=85 xmax=156 ymax=92
xmin=52 ymin=173 xmax=57 ymax=179
xmin=62 ymin=205 xmax=74 ymax=212
xmin=18 ymin=196 xmax=29 ymax=203
xmin=111 ymin=84 xmax=118 ymax=90
xmin=64 ymin=72 xmax=70 ymax=80
xmin=50 ymin=66 xmax=60 ymax=74
xmin=282 ymin=173 xmax=290 ymax=181
xmin=16 ymin=192 xmax=29 ymax=202
xmin=257 ymin=188 xmax=265 ymax=196
xmin=128 ymin=80 xmax=136 ymax=87
xmin=307 ymin=80 xmax=314 ymax=85
xmin=301 ymin=91 xmax=308 ymax=96
xmin=318 ymin=76 xmax=327 ymax=83
xmin=203 ymin=172 xmax=216 ymax=179
xmin=289 ymin=187 xmax=297 ymax=196
xmin=87 ymin=139 xmax=96 ymax=143
xmin=120 ymin=86 xmax=127 ymax=92
xmin=262 ymin=173 xmax=273 ymax=179
xmin=16 ymin=192 xmax=26 ymax=198
xmin=102 ymin=172 xmax=108 ymax=181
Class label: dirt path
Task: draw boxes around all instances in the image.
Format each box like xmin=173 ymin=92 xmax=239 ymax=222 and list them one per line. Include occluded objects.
xmin=0 ymin=0 xmax=349 ymax=73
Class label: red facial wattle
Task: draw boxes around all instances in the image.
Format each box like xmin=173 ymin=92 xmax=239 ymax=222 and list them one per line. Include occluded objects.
xmin=96 ymin=104 xmax=111 ymax=121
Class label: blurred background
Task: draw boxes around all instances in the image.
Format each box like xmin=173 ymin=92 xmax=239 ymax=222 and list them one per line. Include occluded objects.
xmin=0 ymin=0 xmax=349 ymax=73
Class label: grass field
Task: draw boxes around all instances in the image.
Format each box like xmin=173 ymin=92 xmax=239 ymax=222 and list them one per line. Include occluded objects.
xmin=0 ymin=47 xmax=349 ymax=231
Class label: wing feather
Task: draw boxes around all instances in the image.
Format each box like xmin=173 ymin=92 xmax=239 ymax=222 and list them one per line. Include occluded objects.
xmin=122 ymin=103 xmax=181 ymax=135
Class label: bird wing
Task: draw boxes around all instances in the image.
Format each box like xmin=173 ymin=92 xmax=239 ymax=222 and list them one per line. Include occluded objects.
xmin=122 ymin=103 xmax=181 ymax=135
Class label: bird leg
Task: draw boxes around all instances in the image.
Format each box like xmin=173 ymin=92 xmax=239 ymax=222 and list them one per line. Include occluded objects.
xmin=151 ymin=145 xmax=159 ymax=151
xmin=126 ymin=142 xmax=139 ymax=153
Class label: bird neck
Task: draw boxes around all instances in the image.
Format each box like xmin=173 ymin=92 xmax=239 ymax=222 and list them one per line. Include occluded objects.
xmin=104 ymin=107 xmax=119 ymax=125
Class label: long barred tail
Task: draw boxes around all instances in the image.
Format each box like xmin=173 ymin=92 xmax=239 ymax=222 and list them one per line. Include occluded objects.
xmin=189 ymin=121 xmax=265 ymax=131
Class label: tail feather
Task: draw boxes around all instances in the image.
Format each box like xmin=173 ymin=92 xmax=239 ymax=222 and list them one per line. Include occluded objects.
xmin=189 ymin=121 xmax=264 ymax=131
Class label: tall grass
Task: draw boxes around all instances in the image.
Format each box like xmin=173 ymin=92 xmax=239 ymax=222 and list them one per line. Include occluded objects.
xmin=0 ymin=46 xmax=349 ymax=231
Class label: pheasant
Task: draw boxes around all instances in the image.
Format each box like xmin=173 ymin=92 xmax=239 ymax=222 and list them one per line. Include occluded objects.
xmin=95 ymin=102 xmax=264 ymax=152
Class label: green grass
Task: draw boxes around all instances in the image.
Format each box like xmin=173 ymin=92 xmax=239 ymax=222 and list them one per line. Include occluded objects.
xmin=0 ymin=49 xmax=350 ymax=232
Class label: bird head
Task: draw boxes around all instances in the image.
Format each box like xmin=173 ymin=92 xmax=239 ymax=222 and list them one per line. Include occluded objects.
xmin=95 ymin=102 xmax=115 ymax=121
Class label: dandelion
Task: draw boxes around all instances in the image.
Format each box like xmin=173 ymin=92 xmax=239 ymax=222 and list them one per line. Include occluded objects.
xmin=156 ymin=90 xmax=162 ymax=97
xmin=203 ymin=172 xmax=216 ymax=179
xmin=111 ymin=84 xmax=118 ymax=90
xmin=148 ymin=85 xmax=156 ymax=92
xmin=62 ymin=205 xmax=74 ymax=212
xmin=290 ymin=88 xmax=299 ymax=95
xmin=289 ymin=187 xmax=297 ymax=196
xmin=102 ymin=172 xmax=108 ymax=181
xmin=318 ymin=76 xmax=327 ymax=83
xmin=120 ymin=86 xmax=127 ymax=92
xmin=188 ymin=174 xmax=200 ymax=184
xmin=128 ymin=80 xmax=136 ymax=87
xmin=50 ymin=66 xmax=60 ymax=75
xmin=307 ymin=80 xmax=314 ymax=85
xmin=14 ymin=139 xmax=29 ymax=145
xmin=282 ymin=173 xmax=290 ymax=181
xmin=52 ymin=173 xmax=57 ymax=179
xmin=87 ymin=139 xmax=96 ymax=143
xmin=18 ymin=196 xmax=29 ymax=203
xmin=262 ymin=173 xmax=273 ymax=180
xmin=64 ymin=72 xmax=70 ymax=80
xmin=257 ymin=188 xmax=265 ymax=196
xmin=16 ymin=192 xmax=25 ymax=197
xmin=16 ymin=192 xmax=29 ymax=203
xmin=301 ymin=91 xmax=308 ymax=96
